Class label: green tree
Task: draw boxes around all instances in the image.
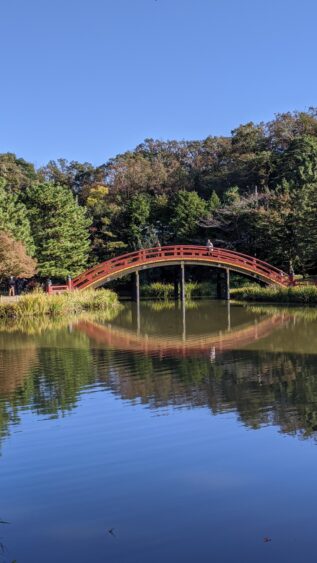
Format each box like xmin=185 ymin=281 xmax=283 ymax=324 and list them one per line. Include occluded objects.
xmin=273 ymin=135 xmax=317 ymax=188
xmin=25 ymin=183 xmax=91 ymax=278
xmin=85 ymin=184 xmax=126 ymax=260
xmin=150 ymin=194 xmax=173 ymax=244
xmin=208 ymin=190 xmax=221 ymax=211
xmin=170 ymin=191 xmax=206 ymax=242
xmin=0 ymin=153 xmax=37 ymax=192
xmin=125 ymin=193 xmax=151 ymax=249
xmin=223 ymin=186 xmax=240 ymax=205
xmin=0 ymin=179 xmax=34 ymax=254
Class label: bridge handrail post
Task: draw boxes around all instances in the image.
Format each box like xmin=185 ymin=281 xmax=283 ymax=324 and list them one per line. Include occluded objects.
xmin=46 ymin=278 xmax=52 ymax=294
xmin=67 ymin=276 xmax=73 ymax=291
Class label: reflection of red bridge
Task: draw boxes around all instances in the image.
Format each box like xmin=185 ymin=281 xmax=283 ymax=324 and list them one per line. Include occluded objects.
xmin=49 ymin=246 xmax=289 ymax=293
xmin=76 ymin=314 xmax=288 ymax=359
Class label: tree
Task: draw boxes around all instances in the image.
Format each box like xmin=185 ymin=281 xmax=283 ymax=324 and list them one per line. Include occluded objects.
xmin=150 ymin=194 xmax=173 ymax=244
xmin=272 ymin=135 xmax=317 ymax=188
xmin=0 ymin=153 xmax=37 ymax=193
xmin=223 ymin=186 xmax=240 ymax=205
xmin=25 ymin=183 xmax=91 ymax=278
xmin=85 ymin=184 xmax=126 ymax=260
xmin=267 ymin=109 xmax=317 ymax=151
xmin=39 ymin=159 xmax=105 ymax=199
xmin=0 ymin=231 xmax=36 ymax=279
xmin=124 ymin=193 xmax=151 ymax=249
xmin=0 ymin=179 xmax=34 ymax=254
xmin=170 ymin=191 xmax=207 ymax=242
xmin=208 ymin=190 xmax=221 ymax=212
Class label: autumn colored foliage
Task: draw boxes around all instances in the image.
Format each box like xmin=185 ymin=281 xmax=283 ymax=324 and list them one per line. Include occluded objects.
xmin=0 ymin=231 xmax=37 ymax=279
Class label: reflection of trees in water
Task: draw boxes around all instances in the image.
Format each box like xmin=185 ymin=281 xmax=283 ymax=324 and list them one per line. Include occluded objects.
xmin=0 ymin=329 xmax=92 ymax=444
xmin=1 ymin=329 xmax=317 ymax=446
xmin=0 ymin=333 xmax=38 ymax=442
xmin=92 ymin=348 xmax=317 ymax=440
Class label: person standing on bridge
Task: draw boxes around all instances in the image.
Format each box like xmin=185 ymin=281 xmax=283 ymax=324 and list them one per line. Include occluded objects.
xmin=206 ymin=239 xmax=214 ymax=255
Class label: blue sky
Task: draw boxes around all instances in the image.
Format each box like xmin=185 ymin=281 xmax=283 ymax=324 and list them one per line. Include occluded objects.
xmin=1 ymin=0 xmax=316 ymax=166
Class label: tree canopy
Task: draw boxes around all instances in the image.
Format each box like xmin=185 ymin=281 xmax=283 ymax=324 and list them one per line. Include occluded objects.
xmin=0 ymin=231 xmax=37 ymax=279
xmin=0 ymin=180 xmax=35 ymax=254
xmin=25 ymin=183 xmax=91 ymax=278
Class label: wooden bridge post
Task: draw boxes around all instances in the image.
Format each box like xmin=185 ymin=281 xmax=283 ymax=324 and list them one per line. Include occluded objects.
xmin=216 ymin=268 xmax=230 ymax=300
xmin=225 ymin=268 xmax=230 ymax=301
xmin=133 ymin=271 xmax=140 ymax=303
xmin=180 ymin=262 xmax=185 ymax=302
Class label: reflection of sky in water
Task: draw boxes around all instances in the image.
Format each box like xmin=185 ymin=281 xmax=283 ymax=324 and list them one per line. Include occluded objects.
xmin=0 ymin=301 xmax=317 ymax=562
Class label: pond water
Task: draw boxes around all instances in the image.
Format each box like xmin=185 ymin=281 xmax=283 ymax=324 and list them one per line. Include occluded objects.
xmin=1 ymin=300 xmax=317 ymax=562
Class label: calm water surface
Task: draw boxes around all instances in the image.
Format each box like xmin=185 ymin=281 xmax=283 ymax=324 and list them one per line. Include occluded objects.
xmin=1 ymin=300 xmax=317 ymax=562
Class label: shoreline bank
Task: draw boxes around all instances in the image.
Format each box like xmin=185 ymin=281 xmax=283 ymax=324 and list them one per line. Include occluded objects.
xmin=231 ymin=285 xmax=317 ymax=304
xmin=0 ymin=289 xmax=120 ymax=319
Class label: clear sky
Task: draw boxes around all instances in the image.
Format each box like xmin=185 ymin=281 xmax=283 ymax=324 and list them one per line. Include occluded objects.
xmin=1 ymin=0 xmax=316 ymax=167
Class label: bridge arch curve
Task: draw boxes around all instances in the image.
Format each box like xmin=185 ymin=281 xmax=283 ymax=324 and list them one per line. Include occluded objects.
xmin=70 ymin=246 xmax=288 ymax=290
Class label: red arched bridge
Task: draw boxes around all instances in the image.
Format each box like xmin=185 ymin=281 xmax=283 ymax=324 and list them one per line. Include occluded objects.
xmin=48 ymin=245 xmax=289 ymax=295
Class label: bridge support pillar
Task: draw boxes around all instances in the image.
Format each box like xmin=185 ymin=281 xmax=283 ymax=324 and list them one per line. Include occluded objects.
xmin=225 ymin=268 xmax=230 ymax=301
xmin=133 ymin=271 xmax=140 ymax=303
xmin=217 ymin=269 xmax=230 ymax=300
xmin=180 ymin=262 xmax=185 ymax=302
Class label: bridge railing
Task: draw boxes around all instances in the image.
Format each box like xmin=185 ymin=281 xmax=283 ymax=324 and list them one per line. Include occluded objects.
xmin=71 ymin=245 xmax=289 ymax=289
xmin=47 ymin=284 xmax=69 ymax=294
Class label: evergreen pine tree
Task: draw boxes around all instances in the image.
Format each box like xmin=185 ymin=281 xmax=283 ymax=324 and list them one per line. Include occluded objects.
xmin=209 ymin=190 xmax=221 ymax=211
xmin=125 ymin=193 xmax=151 ymax=249
xmin=0 ymin=179 xmax=34 ymax=254
xmin=25 ymin=183 xmax=91 ymax=278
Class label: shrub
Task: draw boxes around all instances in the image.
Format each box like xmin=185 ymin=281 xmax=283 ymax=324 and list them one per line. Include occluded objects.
xmin=142 ymin=282 xmax=174 ymax=300
xmin=0 ymin=289 xmax=120 ymax=318
xmin=231 ymin=285 xmax=317 ymax=303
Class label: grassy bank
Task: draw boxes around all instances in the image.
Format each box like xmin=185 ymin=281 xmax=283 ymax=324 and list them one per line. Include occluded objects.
xmin=231 ymin=285 xmax=317 ymax=304
xmin=0 ymin=289 xmax=120 ymax=318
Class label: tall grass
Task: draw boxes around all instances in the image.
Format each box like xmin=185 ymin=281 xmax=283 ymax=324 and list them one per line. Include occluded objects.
xmin=231 ymin=285 xmax=317 ymax=304
xmin=142 ymin=282 xmax=174 ymax=300
xmin=141 ymin=281 xmax=214 ymax=300
xmin=0 ymin=289 xmax=120 ymax=318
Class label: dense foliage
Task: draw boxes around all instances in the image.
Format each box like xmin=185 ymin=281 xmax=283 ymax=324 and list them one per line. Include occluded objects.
xmin=24 ymin=183 xmax=91 ymax=277
xmin=231 ymin=285 xmax=317 ymax=303
xmin=0 ymin=232 xmax=36 ymax=280
xmin=1 ymin=108 xmax=317 ymax=279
